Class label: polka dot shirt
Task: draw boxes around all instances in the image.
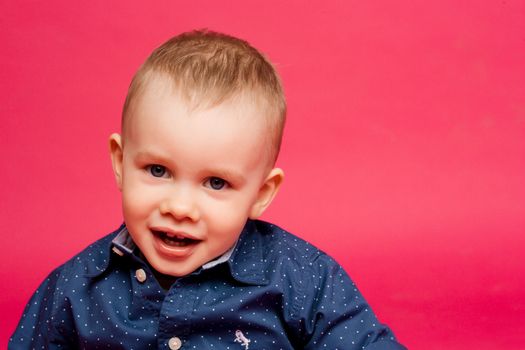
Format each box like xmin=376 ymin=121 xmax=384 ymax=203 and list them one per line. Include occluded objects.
xmin=10 ymin=220 xmax=405 ymax=349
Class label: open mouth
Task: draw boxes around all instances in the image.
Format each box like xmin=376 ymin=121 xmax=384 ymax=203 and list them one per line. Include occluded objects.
xmin=152 ymin=230 xmax=199 ymax=247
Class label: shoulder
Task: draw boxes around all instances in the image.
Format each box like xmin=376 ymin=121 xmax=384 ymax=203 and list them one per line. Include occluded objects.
xmin=51 ymin=225 xmax=122 ymax=282
xmin=251 ymin=219 xmax=346 ymax=298
xmin=251 ymin=221 xmax=359 ymax=339
xmin=237 ymin=221 xmax=406 ymax=349
xmin=253 ymin=219 xmax=340 ymax=270
xmin=38 ymin=225 xmax=123 ymax=312
xmin=10 ymin=226 xmax=123 ymax=346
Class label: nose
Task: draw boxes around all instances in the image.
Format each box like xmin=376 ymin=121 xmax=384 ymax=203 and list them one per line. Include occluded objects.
xmin=159 ymin=185 xmax=200 ymax=222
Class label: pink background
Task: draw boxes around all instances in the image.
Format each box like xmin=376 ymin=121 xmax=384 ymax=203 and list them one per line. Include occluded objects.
xmin=2 ymin=1 xmax=524 ymax=349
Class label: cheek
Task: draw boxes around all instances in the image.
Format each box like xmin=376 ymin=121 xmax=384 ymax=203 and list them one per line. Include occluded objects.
xmin=204 ymin=195 xmax=255 ymax=231
xmin=121 ymin=182 xmax=157 ymax=219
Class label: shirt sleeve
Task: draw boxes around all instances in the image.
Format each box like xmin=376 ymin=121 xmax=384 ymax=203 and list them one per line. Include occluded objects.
xmin=292 ymin=254 xmax=407 ymax=350
xmin=9 ymin=265 xmax=76 ymax=349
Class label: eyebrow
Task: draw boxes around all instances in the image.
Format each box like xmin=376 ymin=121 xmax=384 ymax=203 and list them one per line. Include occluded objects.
xmin=135 ymin=150 xmax=173 ymax=164
xmin=205 ymin=168 xmax=247 ymax=186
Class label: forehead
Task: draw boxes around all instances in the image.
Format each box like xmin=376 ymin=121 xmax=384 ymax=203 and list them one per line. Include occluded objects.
xmin=124 ymin=75 xmax=273 ymax=170
xmin=125 ymin=74 xmax=273 ymax=134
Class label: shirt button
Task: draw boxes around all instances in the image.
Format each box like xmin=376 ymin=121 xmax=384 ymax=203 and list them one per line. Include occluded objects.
xmin=135 ymin=268 xmax=147 ymax=283
xmin=168 ymin=336 xmax=182 ymax=349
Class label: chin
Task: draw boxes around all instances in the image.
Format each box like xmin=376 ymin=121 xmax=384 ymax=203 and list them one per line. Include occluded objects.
xmin=153 ymin=260 xmax=197 ymax=277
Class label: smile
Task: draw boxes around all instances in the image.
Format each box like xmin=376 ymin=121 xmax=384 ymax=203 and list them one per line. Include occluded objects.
xmin=152 ymin=230 xmax=200 ymax=248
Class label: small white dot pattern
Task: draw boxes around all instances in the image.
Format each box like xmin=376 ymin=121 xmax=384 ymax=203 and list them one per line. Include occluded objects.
xmin=9 ymin=220 xmax=405 ymax=349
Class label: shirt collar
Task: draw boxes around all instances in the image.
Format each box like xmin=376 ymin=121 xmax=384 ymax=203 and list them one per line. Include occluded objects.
xmin=87 ymin=221 xmax=269 ymax=286
xmin=111 ymin=225 xmax=135 ymax=256
xmin=226 ymin=220 xmax=269 ymax=285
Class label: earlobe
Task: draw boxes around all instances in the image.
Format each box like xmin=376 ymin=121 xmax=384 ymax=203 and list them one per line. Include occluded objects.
xmin=249 ymin=168 xmax=284 ymax=219
xmin=109 ymin=133 xmax=124 ymax=191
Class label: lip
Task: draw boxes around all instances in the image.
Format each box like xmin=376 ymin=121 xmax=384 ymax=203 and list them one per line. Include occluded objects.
xmin=150 ymin=227 xmax=201 ymax=258
xmin=149 ymin=226 xmax=201 ymax=241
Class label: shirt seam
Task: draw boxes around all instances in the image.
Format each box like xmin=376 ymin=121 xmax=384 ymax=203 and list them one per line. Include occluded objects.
xmin=289 ymin=251 xmax=322 ymax=321
xmin=49 ymin=262 xmax=71 ymax=342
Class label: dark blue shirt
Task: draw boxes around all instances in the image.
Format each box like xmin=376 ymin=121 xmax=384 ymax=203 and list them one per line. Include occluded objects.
xmin=10 ymin=220 xmax=406 ymax=349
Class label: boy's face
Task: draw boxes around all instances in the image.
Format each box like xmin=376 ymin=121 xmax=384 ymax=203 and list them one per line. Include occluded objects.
xmin=110 ymin=76 xmax=283 ymax=277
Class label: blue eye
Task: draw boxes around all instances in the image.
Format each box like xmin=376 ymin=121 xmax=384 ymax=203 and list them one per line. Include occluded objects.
xmin=148 ymin=165 xmax=167 ymax=178
xmin=208 ymin=177 xmax=226 ymax=190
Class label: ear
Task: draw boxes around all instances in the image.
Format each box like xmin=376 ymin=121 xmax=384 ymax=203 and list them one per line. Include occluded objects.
xmin=249 ymin=168 xmax=284 ymax=219
xmin=109 ymin=133 xmax=124 ymax=191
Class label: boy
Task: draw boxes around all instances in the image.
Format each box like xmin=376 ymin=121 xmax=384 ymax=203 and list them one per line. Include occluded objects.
xmin=10 ymin=30 xmax=406 ymax=349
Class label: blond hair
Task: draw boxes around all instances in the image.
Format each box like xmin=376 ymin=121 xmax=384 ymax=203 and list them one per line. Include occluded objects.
xmin=122 ymin=29 xmax=286 ymax=163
